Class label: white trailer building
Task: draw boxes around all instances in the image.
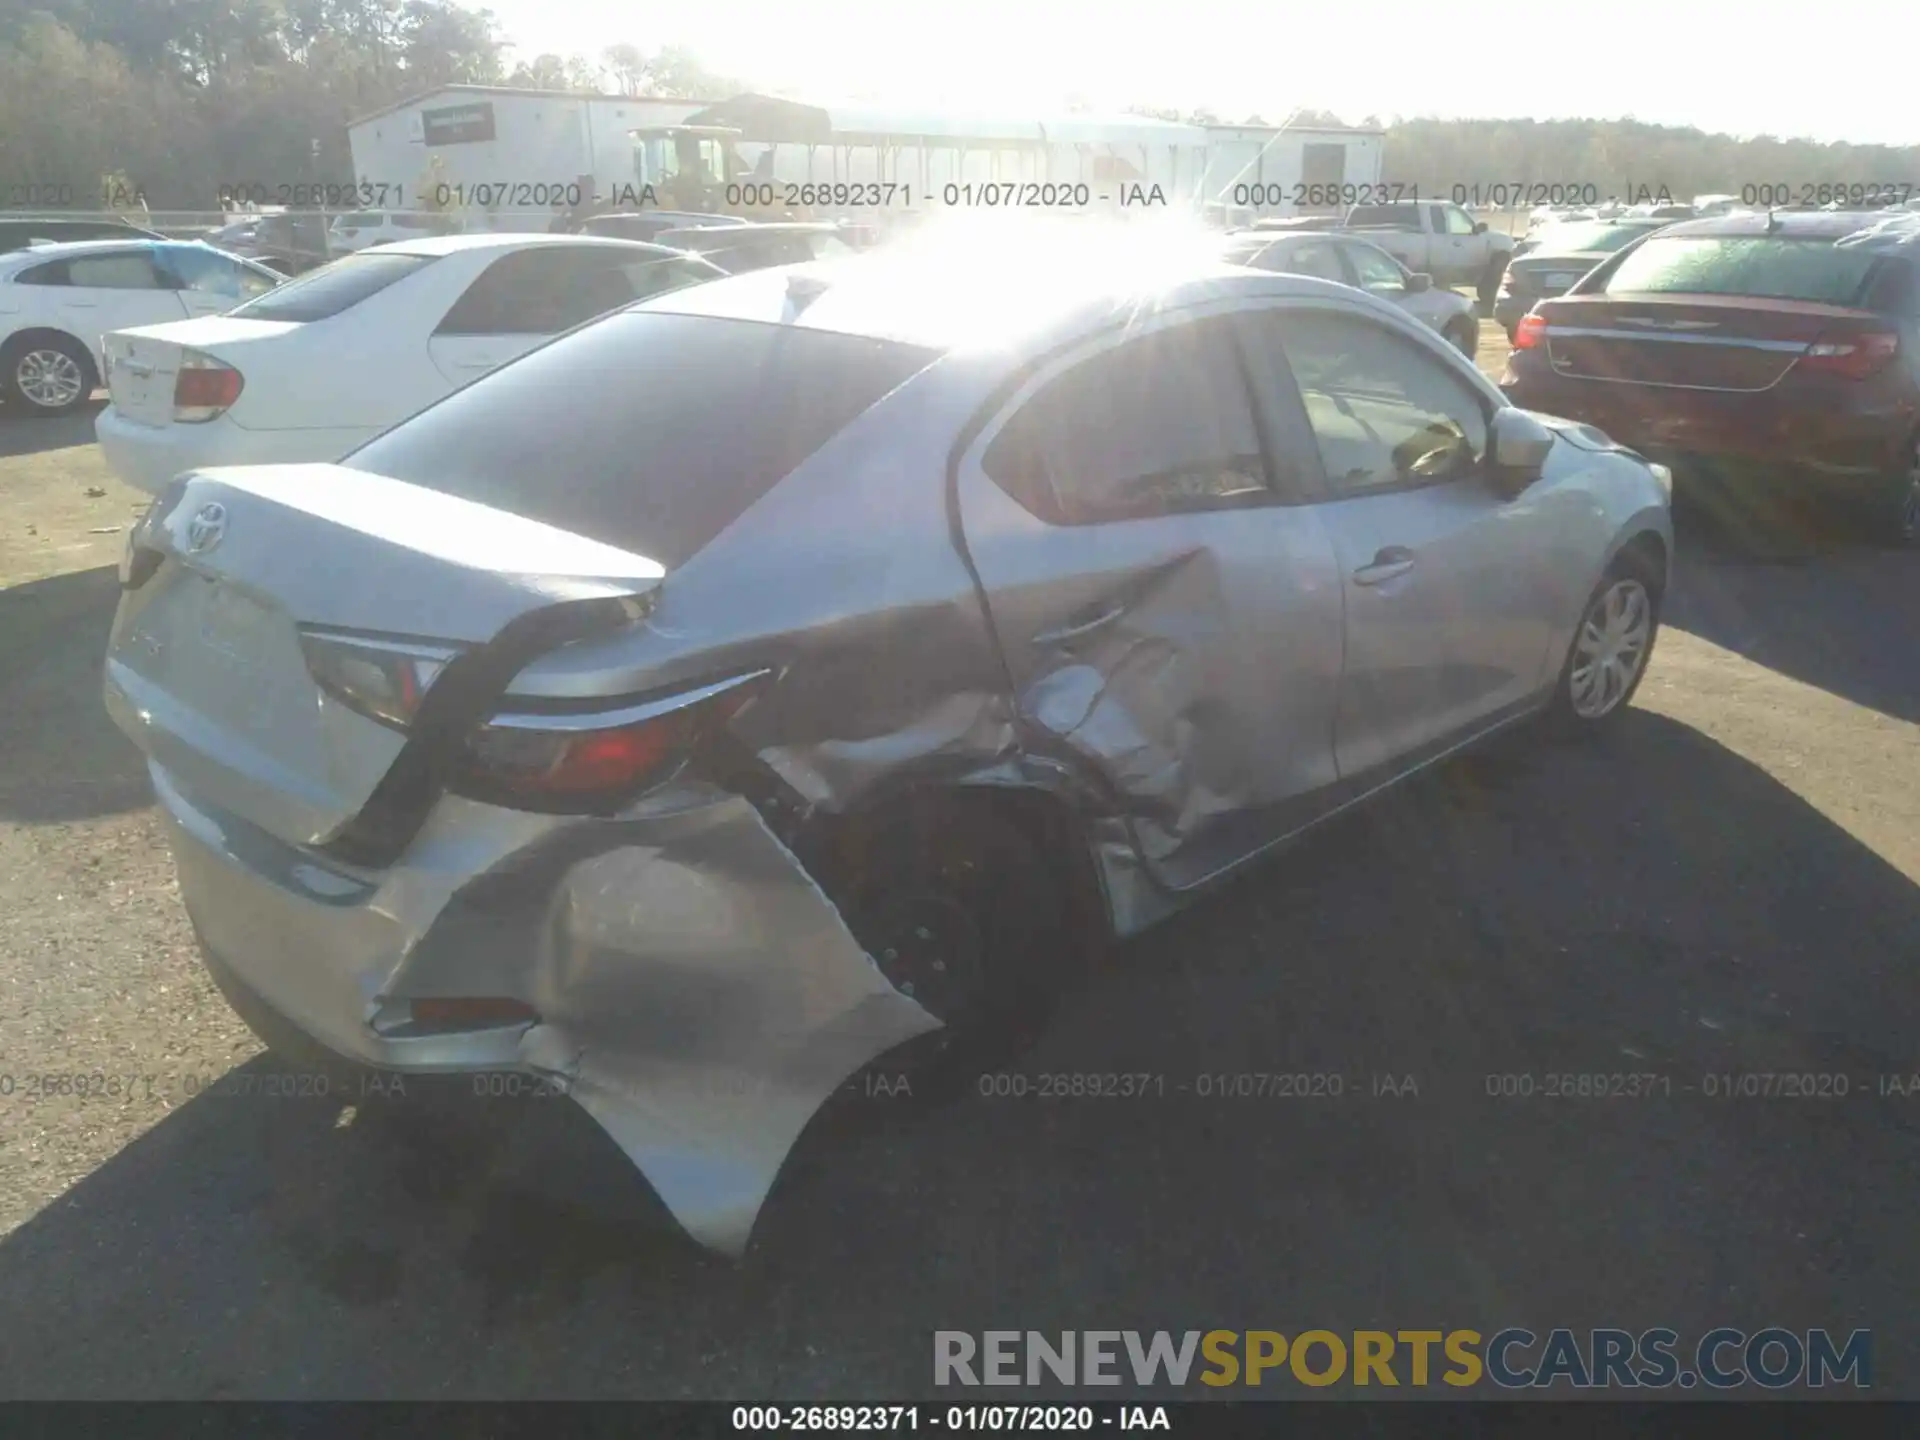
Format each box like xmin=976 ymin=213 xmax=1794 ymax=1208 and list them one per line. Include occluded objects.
xmin=633 ymin=95 xmax=1383 ymax=223
xmin=346 ymin=85 xmax=704 ymax=226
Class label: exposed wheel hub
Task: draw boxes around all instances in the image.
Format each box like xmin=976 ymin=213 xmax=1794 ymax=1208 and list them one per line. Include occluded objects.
xmin=866 ymin=890 xmax=987 ymax=1022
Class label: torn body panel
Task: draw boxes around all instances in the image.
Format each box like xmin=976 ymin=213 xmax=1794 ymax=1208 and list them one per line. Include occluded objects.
xmin=161 ymin=762 xmax=937 ymax=1257
xmin=950 ymin=421 xmax=1348 ymax=895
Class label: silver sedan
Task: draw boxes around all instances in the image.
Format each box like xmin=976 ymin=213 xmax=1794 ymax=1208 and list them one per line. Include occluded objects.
xmin=1223 ymin=230 xmax=1483 ymax=357
xmin=103 ymin=241 xmax=1672 ymax=1257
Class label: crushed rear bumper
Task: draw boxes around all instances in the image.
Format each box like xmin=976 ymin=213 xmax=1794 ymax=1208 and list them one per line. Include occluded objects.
xmin=155 ymin=761 xmax=940 ymax=1256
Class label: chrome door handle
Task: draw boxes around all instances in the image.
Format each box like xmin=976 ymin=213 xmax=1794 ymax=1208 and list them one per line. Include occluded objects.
xmin=1352 ymin=549 xmax=1416 ymax=586
xmin=1032 ymin=604 xmax=1125 ymax=645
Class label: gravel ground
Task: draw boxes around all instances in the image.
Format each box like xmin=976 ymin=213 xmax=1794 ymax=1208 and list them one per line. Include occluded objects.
xmin=1 ymin=337 xmax=1916 ymax=1399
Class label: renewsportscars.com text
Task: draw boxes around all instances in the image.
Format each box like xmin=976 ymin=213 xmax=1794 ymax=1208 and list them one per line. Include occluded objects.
xmin=933 ymin=1328 xmax=1871 ymax=1390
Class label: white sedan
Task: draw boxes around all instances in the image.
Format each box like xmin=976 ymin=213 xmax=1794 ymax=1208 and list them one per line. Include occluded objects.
xmin=94 ymin=234 xmax=723 ymax=495
xmin=0 ymin=240 xmax=282 ymax=416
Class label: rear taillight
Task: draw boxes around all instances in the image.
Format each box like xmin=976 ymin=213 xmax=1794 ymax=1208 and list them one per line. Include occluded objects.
xmin=298 ymin=630 xmax=462 ymax=730
xmin=1513 ymin=313 xmax=1549 ymax=350
xmin=1796 ymin=330 xmax=1899 ymax=381
xmin=172 ymin=349 xmax=244 ymax=422
xmin=454 ymin=671 xmax=769 ymax=815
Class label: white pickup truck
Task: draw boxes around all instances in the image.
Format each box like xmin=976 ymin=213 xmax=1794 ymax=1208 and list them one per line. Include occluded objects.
xmin=1337 ymin=200 xmax=1517 ymax=308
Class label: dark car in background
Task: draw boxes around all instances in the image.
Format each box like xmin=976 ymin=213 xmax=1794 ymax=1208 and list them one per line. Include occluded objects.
xmin=222 ymin=212 xmax=335 ymax=275
xmin=1496 ymin=218 xmax=1674 ymax=339
xmin=575 ymin=210 xmax=747 ymax=242
xmin=652 ymin=222 xmax=861 ymax=274
xmin=1501 ymin=212 xmax=1920 ymax=544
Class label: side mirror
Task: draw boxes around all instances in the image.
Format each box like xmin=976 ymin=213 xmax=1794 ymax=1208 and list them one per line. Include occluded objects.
xmin=1406 ymin=272 xmax=1433 ymax=293
xmin=1488 ymin=408 xmax=1554 ymax=495
xmin=1473 ymin=220 xmax=1488 ymax=234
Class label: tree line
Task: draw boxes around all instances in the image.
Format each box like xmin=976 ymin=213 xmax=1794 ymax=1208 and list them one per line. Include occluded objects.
xmin=2 ymin=4 xmax=1915 ymax=213
xmin=0 ymin=1 xmax=741 ymax=211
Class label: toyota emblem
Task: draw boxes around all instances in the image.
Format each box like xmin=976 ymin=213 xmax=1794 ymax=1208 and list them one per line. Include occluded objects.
xmin=186 ymin=502 xmax=228 ymax=554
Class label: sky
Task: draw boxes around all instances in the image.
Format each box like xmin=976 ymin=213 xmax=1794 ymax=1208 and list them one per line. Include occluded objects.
xmin=471 ymin=0 xmax=1918 ymax=147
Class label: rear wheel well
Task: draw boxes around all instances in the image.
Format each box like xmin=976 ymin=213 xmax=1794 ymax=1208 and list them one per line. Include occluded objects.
xmin=797 ymin=783 xmax=1111 ymax=951
xmin=0 ymin=327 xmax=98 ymax=387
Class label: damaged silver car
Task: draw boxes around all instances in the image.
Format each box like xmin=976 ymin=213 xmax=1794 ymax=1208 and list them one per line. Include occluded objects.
xmin=103 ymin=245 xmax=1673 ymax=1257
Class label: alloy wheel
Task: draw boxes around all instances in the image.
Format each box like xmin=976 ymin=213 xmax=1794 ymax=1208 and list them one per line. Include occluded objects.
xmin=16 ymin=348 xmax=85 ymax=410
xmin=1569 ymin=577 xmax=1653 ymax=719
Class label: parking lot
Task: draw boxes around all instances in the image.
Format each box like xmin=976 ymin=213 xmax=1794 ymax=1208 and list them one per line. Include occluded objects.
xmin=1 ymin=321 xmax=1917 ymax=1399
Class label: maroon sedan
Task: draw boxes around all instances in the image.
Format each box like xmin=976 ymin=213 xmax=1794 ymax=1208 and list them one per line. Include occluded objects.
xmin=1500 ymin=212 xmax=1920 ymax=544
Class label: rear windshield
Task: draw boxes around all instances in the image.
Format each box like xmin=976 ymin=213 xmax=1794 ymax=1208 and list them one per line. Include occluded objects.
xmin=227 ymin=251 xmax=436 ymax=321
xmin=1346 ymin=204 xmax=1419 ymax=228
xmin=1602 ymin=237 xmax=1882 ymax=305
xmin=346 ymin=311 xmax=940 ymax=567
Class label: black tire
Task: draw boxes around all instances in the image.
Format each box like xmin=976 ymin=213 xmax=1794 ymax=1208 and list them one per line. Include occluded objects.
xmin=1 ymin=332 xmax=96 ymax=417
xmin=805 ymin=798 xmax=1079 ymax=1099
xmin=1546 ymin=548 xmax=1664 ymax=733
xmin=1444 ymin=316 xmax=1479 ymax=358
xmin=1872 ymin=437 xmax=1920 ymax=548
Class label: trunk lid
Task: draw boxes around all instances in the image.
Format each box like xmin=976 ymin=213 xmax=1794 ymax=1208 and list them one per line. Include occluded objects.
xmin=103 ymin=317 xmax=301 ymax=428
xmin=1533 ymin=294 xmax=1879 ymax=391
xmin=1505 ymin=252 xmax=1606 ymax=295
xmin=105 ymin=463 xmax=665 ymax=848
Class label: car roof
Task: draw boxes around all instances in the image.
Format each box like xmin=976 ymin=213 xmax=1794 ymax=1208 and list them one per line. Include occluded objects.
xmin=664 ymin=222 xmax=841 ymax=237
xmin=0 ymin=237 xmax=163 ymax=269
xmin=1653 ymin=211 xmax=1905 ymax=242
xmin=637 ymin=240 xmax=1399 ymax=353
xmin=585 ymin=211 xmax=748 ymax=227
xmin=370 ymin=232 xmax=706 ymax=258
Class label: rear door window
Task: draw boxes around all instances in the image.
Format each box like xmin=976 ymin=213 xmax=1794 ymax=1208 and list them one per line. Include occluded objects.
xmin=65 ymin=251 xmax=166 ymax=289
xmin=1602 ymin=237 xmax=1882 ymax=304
xmin=981 ymin=316 xmax=1275 ymax=525
xmin=228 ymin=251 xmax=436 ymax=321
xmin=348 ymin=312 xmax=937 ymax=566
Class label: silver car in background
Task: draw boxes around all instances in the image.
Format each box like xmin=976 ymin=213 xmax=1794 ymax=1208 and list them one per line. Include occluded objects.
xmin=103 ymin=239 xmax=1672 ymax=1257
xmin=1223 ymin=230 xmax=1483 ymax=357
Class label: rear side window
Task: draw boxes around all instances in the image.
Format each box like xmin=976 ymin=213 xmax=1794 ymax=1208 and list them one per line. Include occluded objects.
xmin=982 ymin=317 xmax=1270 ymax=525
xmin=13 ymin=259 xmax=70 ymax=285
xmin=347 ymin=312 xmax=938 ymax=566
xmin=435 ymin=247 xmax=715 ymax=335
xmin=228 ymin=251 xmax=436 ymax=321
xmin=1602 ymin=237 xmax=1882 ymax=305
xmin=1347 ymin=204 xmax=1419 ymax=228
xmin=1265 ymin=241 xmax=1347 ymax=283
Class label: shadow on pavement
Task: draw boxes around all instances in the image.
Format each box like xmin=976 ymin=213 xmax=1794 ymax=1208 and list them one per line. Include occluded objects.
xmin=0 ymin=565 xmax=150 ymax=823
xmin=1667 ymin=518 xmax=1920 ymax=724
xmin=2 ymin=709 xmax=1917 ymax=1397
xmin=0 ymin=400 xmax=105 ymax=459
